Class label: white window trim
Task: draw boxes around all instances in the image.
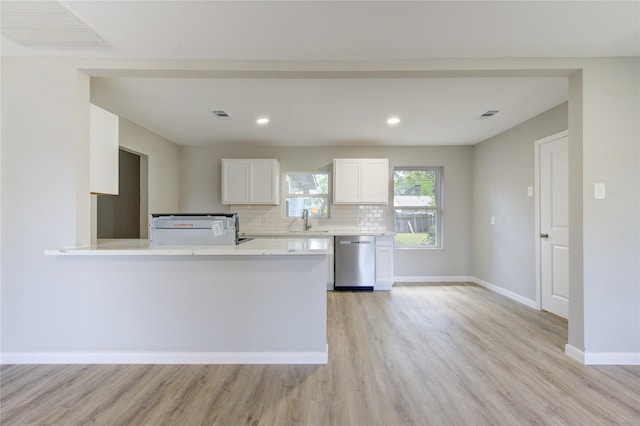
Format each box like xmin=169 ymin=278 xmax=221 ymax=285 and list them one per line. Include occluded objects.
xmin=393 ymin=166 xmax=443 ymax=249
xmin=283 ymin=171 xmax=330 ymax=219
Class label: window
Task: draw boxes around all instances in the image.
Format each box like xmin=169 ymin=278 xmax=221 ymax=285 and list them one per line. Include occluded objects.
xmin=393 ymin=167 xmax=442 ymax=247
xmin=285 ymin=172 xmax=329 ymax=218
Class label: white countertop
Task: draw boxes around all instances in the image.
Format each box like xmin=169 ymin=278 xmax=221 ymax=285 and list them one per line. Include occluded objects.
xmin=45 ymin=238 xmax=333 ymax=256
xmin=241 ymin=230 xmax=395 ymax=237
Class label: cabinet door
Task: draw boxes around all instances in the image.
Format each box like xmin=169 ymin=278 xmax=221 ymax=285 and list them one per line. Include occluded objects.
xmin=361 ymin=159 xmax=389 ymax=204
xmin=333 ymin=159 xmax=361 ymax=203
xmin=375 ymin=236 xmax=394 ymax=287
xmin=375 ymin=246 xmax=394 ymax=284
xmin=250 ymin=159 xmax=279 ymax=204
xmin=221 ymin=159 xmax=250 ymax=204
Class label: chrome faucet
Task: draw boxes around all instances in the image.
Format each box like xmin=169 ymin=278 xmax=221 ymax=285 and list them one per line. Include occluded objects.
xmin=301 ymin=208 xmax=312 ymax=230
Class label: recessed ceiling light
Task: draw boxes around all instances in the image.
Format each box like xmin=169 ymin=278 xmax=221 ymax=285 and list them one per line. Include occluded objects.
xmin=387 ymin=116 xmax=401 ymax=125
xmin=256 ymin=117 xmax=269 ymax=125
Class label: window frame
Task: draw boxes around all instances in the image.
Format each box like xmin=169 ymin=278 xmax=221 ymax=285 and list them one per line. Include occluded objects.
xmin=283 ymin=171 xmax=330 ymax=219
xmin=393 ymin=166 xmax=443 ymax=249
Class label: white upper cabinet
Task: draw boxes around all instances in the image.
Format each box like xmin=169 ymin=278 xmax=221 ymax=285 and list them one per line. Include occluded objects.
xmin=89 ymin=104 xmax=119 ymax=195
xmin=333 ymin=159 xmax=361 ymax=203
xmin=222 ymin=159 xmax=250 ymax=203
xmin=333 ymin=158 xmax=389 ymax=204
xmin=222 ymin=159 xmax=280 ymax=204
xmin=361 ymin=159 xmax=389 ymax=203
xmin=249 ymin=160 xmax=279 ymax=203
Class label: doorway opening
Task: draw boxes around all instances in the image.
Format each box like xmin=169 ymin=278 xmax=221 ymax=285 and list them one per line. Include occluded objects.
xmin=97 ymin=148 xmax=149 ymax=239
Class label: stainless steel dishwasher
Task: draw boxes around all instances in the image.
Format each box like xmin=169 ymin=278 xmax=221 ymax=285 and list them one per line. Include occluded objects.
xmin=334 ymin=235 xmax=375 ymax=291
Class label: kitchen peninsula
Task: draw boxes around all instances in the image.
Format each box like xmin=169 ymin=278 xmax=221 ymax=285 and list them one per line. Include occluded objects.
xmin=35 ymin=238 xmax=332 ymax=365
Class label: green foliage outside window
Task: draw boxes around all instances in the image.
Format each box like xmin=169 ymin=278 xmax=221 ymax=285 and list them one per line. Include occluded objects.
xmin=285 ymin=172 xmax=329 ymax=218
xmin=393 ymin=170 xmax=436 ymax=201
xmin=393 ymin=168 xmax=441 ymax=247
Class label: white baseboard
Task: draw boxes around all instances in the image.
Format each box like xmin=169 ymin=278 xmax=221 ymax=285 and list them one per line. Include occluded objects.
xmin=395 ymin=278 xmax=638 ymax=366
xmin=564 ymin=344 xmax=586 ymax=363
xmin=394 ymin=276 xmax=474 ymax=283
xmin=374 ymin=283 xmax=393 ymax=291
xmin=1 ymin=346 xmax=329 ymax=365
xmin=565 ymin=345 xmax=640 ymax=365
xmin=471 ymin=277 xmax=538 ymax=309
xmin=393 ymin=275 xmax=538 ymax=309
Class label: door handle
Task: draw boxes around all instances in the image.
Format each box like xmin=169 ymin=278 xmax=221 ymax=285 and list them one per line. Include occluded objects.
xmin=540 ymin=233 xmax=549 ymax=239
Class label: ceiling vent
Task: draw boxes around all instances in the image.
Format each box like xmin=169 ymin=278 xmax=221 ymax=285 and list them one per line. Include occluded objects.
xmin=476 ymin=110 xmax=500 ymax=120
xmin=210 ymin=110 xmax=233 ymax=120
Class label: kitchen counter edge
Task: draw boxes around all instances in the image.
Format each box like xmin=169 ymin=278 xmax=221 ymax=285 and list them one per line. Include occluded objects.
xmin=241 ymin=231 xmax=395 ymax=237
xmin=45 ymin=238 xmax=333 ymax=256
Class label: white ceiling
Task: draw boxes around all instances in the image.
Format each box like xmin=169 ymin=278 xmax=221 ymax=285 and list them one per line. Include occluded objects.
xmin=2 ymin=1 xmax=638 ymax=146
xmin=3 ymin=1 xmax=638 ymax=60
xmin=90 ymin=76 xmax=568 ymax=146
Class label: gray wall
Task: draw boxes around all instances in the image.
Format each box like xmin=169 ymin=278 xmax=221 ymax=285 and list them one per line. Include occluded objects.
xmin=2 ymin=255 xmax=327 ymax=356
xmin=1 ymin=56 xmax=638 ymax=359
xmin=568 ymin=72 xmax=585 ymax=351
xmin=94 ymin=118 xmax=180 ymax=239
xmin=179 ymin=145 xmax=473 ymax=278
xmin=117 ymin=118 xmax=180 ymax=216
xmin=471 ymin=103 xmax=568 ymax=300
xmin=578 ymin=60 xmax=639 ymax=355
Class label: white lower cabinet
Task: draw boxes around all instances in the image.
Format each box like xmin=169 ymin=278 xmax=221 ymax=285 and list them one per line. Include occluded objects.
xmin=375 ymin=236 xmax=394 ymax=290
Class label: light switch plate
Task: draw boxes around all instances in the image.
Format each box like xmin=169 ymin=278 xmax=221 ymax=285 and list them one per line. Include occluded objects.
xmin=490 ymin=216 xmax=496 ymax=225
xmin=527 ymin=186 xmax=533 ymax=197
xmin=594 ymin=183 xmax=606 ymax=199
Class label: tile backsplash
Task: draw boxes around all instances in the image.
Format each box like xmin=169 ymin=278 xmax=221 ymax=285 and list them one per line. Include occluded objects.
xmin=232 ymin=204 xmax=387 ymax=233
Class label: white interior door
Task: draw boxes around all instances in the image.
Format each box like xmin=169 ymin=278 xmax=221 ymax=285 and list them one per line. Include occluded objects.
xmin=538 ymin=132 xmax=569 ymax=318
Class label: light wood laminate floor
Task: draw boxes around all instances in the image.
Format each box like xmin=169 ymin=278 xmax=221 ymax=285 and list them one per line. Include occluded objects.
xmin=2 ymin=283 xmax=639 ymax=425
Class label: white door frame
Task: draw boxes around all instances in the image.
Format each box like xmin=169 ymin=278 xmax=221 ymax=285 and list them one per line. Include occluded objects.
xmin=534 ymin=129 xmax=569 ymax=311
